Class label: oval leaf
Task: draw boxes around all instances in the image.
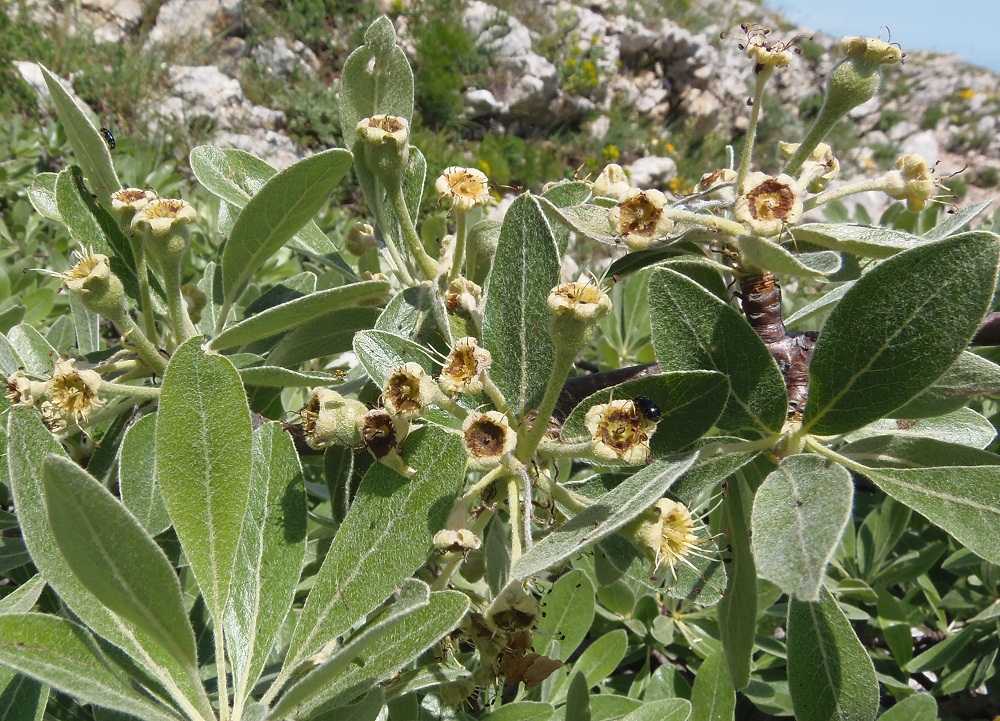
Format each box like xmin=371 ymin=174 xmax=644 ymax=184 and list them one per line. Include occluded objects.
xmin=787 ymin=588 xmax=878 ymax=721
xmin=221 ymin=148 xmax=353 ymax=306
xmin=648 ymin=267 xmax=787 ymax=432
xmin=156 ymin=338 xmax=253 ymax=621
xmin=119 ymin=414 xmax=171 ymax=537
xmin=752 ymin=455 xmax=853 ymax=601
xmin=482 ymin=193 xmax=561 ymax=419
xmin=804 ymin=233 xmax=1000 ymax=435
xmin=41 ymin=455 xmax=196 ymax=668
xmin=794 ymin=223 xmax=923 ymax=259
xmin=740 ymin=234 xmax=842 ymax=277
xmin=284 ymin=426 xmax=466 ymax=670
xmin=690 ymin=651 xmax=735 ymax=721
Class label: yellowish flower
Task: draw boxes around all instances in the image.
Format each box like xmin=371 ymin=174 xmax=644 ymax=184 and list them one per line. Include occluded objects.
xmin=592 ymin=163 xmax=630 ymax=200
xmin=110 ymin=188 xmax=157 ymax=217
xmin=584 ymin=398 xmax=657 ymax=465
xmin=359 ymin=408 xmax=413 ymax=476
xmin=301 ymin=388 xmax=368 ymax=449
xmin=610 ymin=188 xmax=674 ymax=250
xmin=884 ymin=154 xmax=936 ymax=212
xmin=5 ymin=371 xmax=44 ymax=407
xmin=42 ymin=358 xmax=104 ymax=431
xmin=130 ymin=198 xmax=196 ymax=236
xmin=547 ymin=281 xmax=612 ymax=323
xmin=435 ymin=166 xmax=491 ymax=211
xmin=625 ymin=498 xmax=705 ymax=575
xmin=433 ymin=528 xmax=482 ymax=553
xmin=345 ymin=222 xmax=378 ymax=256
xmin=780 ymin=141 xmax=840 ymax=192
xmin=439 ymin=337 xmax=492 ymax=395
xmin=734 ymin=172 xmax=802 ymax=237
xmin=698 ymin=168 xmax=737 ymax=203
xmin=444 ymin=277 xmax=482 ymax=316
xmin=740 ymin=24 xmax=798 ymax=71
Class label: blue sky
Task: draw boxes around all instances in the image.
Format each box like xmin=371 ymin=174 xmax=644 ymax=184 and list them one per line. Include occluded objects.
xmin=770 ymin=0 xmax=1000 ymax=72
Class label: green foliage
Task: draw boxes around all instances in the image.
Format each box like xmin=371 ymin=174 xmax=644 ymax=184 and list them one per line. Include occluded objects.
xmin=3 ymin=11 xmax=1000 ymax=721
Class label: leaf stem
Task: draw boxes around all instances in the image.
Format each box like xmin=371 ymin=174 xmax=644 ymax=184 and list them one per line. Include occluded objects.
xmin=387 ymin=183 xmax=439 ymax=281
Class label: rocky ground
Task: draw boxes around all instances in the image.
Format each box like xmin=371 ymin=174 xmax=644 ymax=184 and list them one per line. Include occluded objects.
xmin=13 ymin=0 xmax=1000 ymax=216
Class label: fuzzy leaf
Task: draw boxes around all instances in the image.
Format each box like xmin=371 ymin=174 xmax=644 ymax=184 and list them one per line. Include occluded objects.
xmin=752 ymin=456 xmax=853 ymax=601
xmin=842 ymin=407 xmax=996 ymax=449
xmin=41 ymin=455 xmax=196 ymax=668
xmin=877 ymin=694 xmax=937 ymax=721
xmin=209 ymin=280 xmax=388 ymax=351
xmin=619 ymin=699 xmax=691 ymax=721
xmin=689 ymin=650 xmax=735 ymax=721
xmin=794 ymin=223 xmax=924 ymax=259
xmin=6 ymin=406 xmax=213 ymax=718
xmin=353 ymin=329 xmax=438 ymax=387
xmin=787 ymin=588 xmax=878 ymax=721
xmin=0 ymin=614 xmax=182 ymax=721
xmin=511 ymin=452 xmax=698 ymax=581
xmin=648 ymin=268 xmax=787 ymax=432
xmin=6 ymin=323 xmax=57 ymax=376
xmin=892 ymin=351 xmax=1000 ymax=418
xmin=718 ymin=474 xmax=756 ymax=689
xmin=156 ymin=338 xmax=253 ymax=622
xmin=189 ymin=145 xmax=340 ymax=258
xmin=38 ymin=65 xmax=120 ymax=206
xmin=482 ymin=193 xmax=561 ymax=418
xmin=857 ymin=462 xmax=1000 ymax=566
xmin=804 ymin=233 xmax=1000 ymax=435
xmin=27 ymin=172 xmax=61 ymax=222
xmin=221 ymin=148 xmax=353 ymax=306
xmin=284 ymin=426 xmax=466 ymax=670
xmin=119 ymin=415 xmax=170 ymax=537
xmin=265 ymin=307 xmax=381 ymax=368
xmin=225 ymin=423 xmax=307 ymax=706
xmin=535 ymin=570 xmax=595 ymax=661
xmin=480 ymin=701 xmax=555 ymax=721
xmin=739 ymin=235 xmax=841 ymax=277
xmin=339 ymin=16 xmax=414 ymax=137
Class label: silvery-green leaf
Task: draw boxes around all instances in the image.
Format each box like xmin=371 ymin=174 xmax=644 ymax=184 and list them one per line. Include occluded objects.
xmin=156 ymin=338 xmax=253 ymax=623
xmin=535 ymin=570 xmax=594 ymax=661
xmin=38 ymin=65 xmax=121 ymax=206
xmin=6 ymin=323 xmax=57 ymax=376
xmin=619 ymin=699 xmax=691 ymax=721
xmin=804 ymin=233 xmax=1000 ymax=435
xmin=0 ymin=331 xmax=25 ymax=376
xmin=284 ymin=426 xmax=465 ymax=670
xmin=221 ymin=148 xmax=353 ymax=307
xmin=0 ymin=613 xmax=181 ymax=721
xmin=892 ymin=351 xmax=1000 ymax=418
xmin=648 ymin=268 xmax=787 ymax=432
xmin=787 ymin=588 xmax=878 ymax=721
xmin=922 ymin=199 xmax=991 ymax=240
xmin=785 ymin=282 xmax=854 ymax=329
xmin=842 ymin=407 xmax=996 ymax=449
xmin=189 ymin=145 xmax=341 ymax=259
xmin=794 ymin=223 xmax=923 ymax=259
xmin=210 ymin=280 xmax=388 ymax=351
xmin=353 ymin=329 xmax=438 ymax=387
xmin=740 ymin=234 xmax=841 ymax=277
xmin=265 ymin=307 xmax=381 ymax=368
xmin=482 ymin=193 xmax=560 ymax=419
xmin=339 ymin=16 xmax=414 ymax=136
xmin=549 ymin=630 xmax=626 ymax=704
xmin=41 ymin=455 xmax=196 ymax=668
xmin=226 ymin=422 xmax=307 ymax=707
xmin=119 ymin=414 xmax=170 ymax=537
xmin=374 ymin=283 xmax=453 ymax=352
xmin=718 ymin=474 xmax=756 ymax=689
xmin=69 ymin=293 xmax=101 ymax=355
xmin=752 ymin=456 xmax=853 ymax=601
xmin=511 ymin=452 xmax=698 ymax=581
xmin=28 ymin=172 xmax=61 ymax=222
xmin=6 ymin=407 xmax=213 ymax=718
xmin=0 ymin=575 xmax=45 ymax=614
xmin=690 ymin=651 xmax=735 ymax=721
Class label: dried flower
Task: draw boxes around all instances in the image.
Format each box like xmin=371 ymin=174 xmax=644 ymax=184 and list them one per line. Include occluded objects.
xmin=445 ymin=277 xmax=482 ymax=316
xmin=734 ymin=172 xmax=802 ymax=237
xmin=5 ymin=371 xmax=44 ymax=407
xmin=463 ymin=411 xmax=516 ymax=467
xmin=609 ymin=188 xmax=674 ymax=250
xmin=781 ymin=141 xmax=840 ymax=192
xmin=439 ymin=337 xmax=492 ymax=395
xmin=884 ymin=154 xmax=936 ymax=212
xmin=433 ymin=528 xmax=482 ymax=553
xmin=592 ymin=163 xmax=631 ymax=200
xmin=301 ymin=388 xmax=368 ymax=449
xmin=698 ymin=168 xmax=737 ymax=203
xmin=383 ymin=362 xmax=438 ymax=419
xmin=435 ymin=166 xmax=491 ymax=211
xmin=359 ymin=408 xmax=413 ymax=476
xmin=585 ymin=399 xmax=657 ymax=465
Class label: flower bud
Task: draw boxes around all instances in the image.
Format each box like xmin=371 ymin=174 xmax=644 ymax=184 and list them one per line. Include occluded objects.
xmin=383 ymin=362 xmax=438 ymax=419
xmin=734 ymin=172 xmax=802 ymax=237
xmin=884 ymin=153 xmax=936 ymax=212
xmin=356 ymin=115 xmax=410 ymax=184
xmin=592 ymin=163 xmax=631 ymax=201
xmin=585 ymin=398 xmax=657 ymax=466
xmin=462 ymin=410 xmax=516 ymax=468
xmin=698 ymin=168 xmax=737 ymax=204
xmin=301 ymin=388 xmax=368 ymax=449
xmin=61 ymin=251 xmax=127 ymax=319
xmin=345 ymin=222 xmax=378 ymax=256
xmin=435 ymin=166 xmax=492 ymax=211
xmin=439 ymin=337 xmax=492 ymax=395
xmin=609 ymin=188 xmax=674 ymax=250
xmin=825 ymin=36 xmax=903 ymax=125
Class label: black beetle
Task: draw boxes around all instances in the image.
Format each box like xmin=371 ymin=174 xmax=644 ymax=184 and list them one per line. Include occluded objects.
xmin=99 ymin=127 xmax=115 ymax=151
xmin=633 ymin=395 xmax=662 ymax=422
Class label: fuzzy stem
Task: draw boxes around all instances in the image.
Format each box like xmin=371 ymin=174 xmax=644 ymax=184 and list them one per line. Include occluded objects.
xmin=506 ymin=473 xmax=522 ymax=564
xmin=112 ymin=311 xmax=167 ymax=376
xmin=515 ymin=343 xmax=579 ymax=463
xmin=160 ymin=252 xmax=197 ymax=344
xmin=804 ymin=175 xmax=891 ymax=210
xmin=387 ymin=184 xmax=440 ymax=281
xmin=448 ymin=210 xmax=468 ymax=282
xmin=127 ymin=234 xmax=158 ymax=340
xmin=662 ymin=208 xmax=745 ymax=237
xmin=736 ymin=68 xmax=773 ymax=195
xmin=215 ymin=624 xmax=230 ymax=721
xmin=99 ymin=381 xmax=161 ymax=402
